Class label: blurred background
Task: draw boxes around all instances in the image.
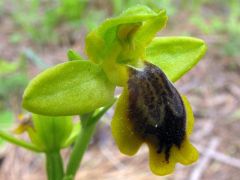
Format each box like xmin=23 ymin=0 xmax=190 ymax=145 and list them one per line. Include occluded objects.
xmin=0 ymin=0 xmax=240 ymax=179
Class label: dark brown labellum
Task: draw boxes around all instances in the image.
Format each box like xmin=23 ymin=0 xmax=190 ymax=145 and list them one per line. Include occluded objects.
xmin=127 ymin=62 xmax=186 ymax=161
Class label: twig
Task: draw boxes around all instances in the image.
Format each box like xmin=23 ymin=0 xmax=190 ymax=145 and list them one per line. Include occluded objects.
xmin=98 ymin=140 xmax=126 ymax=171
xmin=193 ymin=121 xmax=214 ymax=141
xmin=190 ymin=138 xmax=220 ymax=180
xmin=98 ymin=121 xmax=126 ymax=171
xmin=197 ymin=144 xmax=240 ymax=169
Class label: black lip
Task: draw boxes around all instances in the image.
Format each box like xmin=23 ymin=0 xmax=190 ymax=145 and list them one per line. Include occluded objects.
xmin=127 ymin=62 xmax=186 ymax=162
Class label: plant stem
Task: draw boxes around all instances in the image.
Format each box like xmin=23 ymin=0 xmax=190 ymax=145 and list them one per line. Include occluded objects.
xmin=0 ymin=130 xmax=41 ymax=152
xmin=46 ymin=151 xmax=64 ymax=180
xmin=64 ymin=100 xmax=116 ymax=179
xmin=65 ymin=118 xmax=97 ymax=178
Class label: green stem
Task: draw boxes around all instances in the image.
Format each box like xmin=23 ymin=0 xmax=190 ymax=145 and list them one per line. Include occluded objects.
xmin=65 ymin=119 xmax=97 ymax=178
xmin=46 ymin=151 xmax=64 ymax=180
xmin=0 ymin=130 xmax=41 ymax=152
xmin=64 ymin=100 xmax=116 ymax=179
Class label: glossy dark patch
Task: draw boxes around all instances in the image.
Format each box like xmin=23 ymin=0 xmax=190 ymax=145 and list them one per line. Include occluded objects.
xmin=127 ymin=62 xmax=186 ymax=161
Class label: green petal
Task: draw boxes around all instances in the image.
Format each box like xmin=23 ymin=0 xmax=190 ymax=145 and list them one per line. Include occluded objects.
xmin=132 ymin=11 xmax=167 ymax=57
xmin=111 ymin=88 xmax=142 ymax=156
xmin=86 ymin=6 xmax=167 ymax=86
xmin=146 ymin=37 xmax=207 ymax=82
xmin=99 ymin=5 xmax=160 ymax=33
xmin=23 ymin=60 xmax=115 ymax=115
xmin=86 ymin=5 xmax=167 ymax=64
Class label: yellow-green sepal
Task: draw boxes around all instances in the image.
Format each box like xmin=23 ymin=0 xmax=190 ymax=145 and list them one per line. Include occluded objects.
xmin=22 ymin=60 xmax=115 ymax=116
xmin=146 ymin=37 xmax=207 ymax=82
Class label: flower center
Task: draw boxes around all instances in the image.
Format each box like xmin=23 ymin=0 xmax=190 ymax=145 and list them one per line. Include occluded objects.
xmin=127 ymin=62 xmax=186 ymax=161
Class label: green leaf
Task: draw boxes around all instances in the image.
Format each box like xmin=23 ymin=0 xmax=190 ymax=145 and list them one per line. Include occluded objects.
xmin=22 ymin=60 xmax=115 ymax=116
xmin=67 ymin=49 xmax=84 ymax=61
xmin=146 ymin=37 xmax=207 ymax=82
xmin=86 ymin=5 xmax=167 ymax=65
xmin=0 ymin=130 xmax=42 ymax=152
xmin=31 ymin=114 xmax=73 ymax=152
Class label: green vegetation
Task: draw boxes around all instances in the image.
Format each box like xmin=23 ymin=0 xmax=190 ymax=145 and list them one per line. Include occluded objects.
xmin=11 ymin=0 xmax=104 ymax=43
xmin=0 ymin=110 xmax=14 ymax=147
xmin=188 ymin=0 xmax=240 ymax=57
xmin=0 ymin=59 xmax=27 ymax=150
xmin=3 ymin=0 xmax=238 ymax=56
xmin=0 ymin=59 xmax=28 ymax=102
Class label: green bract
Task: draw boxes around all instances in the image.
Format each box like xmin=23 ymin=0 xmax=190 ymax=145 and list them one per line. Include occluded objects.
xmin=29 ymin=114 xmax=73 ymax=152
xmin=23 ymin=60 xmax=115 ymax=116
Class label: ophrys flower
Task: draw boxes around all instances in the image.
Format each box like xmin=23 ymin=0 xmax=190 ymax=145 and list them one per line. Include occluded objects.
xmin=22 ymin=5 xmax=206 ymax=176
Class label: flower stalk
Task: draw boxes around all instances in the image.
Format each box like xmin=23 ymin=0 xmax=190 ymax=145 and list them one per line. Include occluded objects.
xmin=46 ymin=151 xmax=64 ymax=180
xmin=65 ymin=115 xmax=97 ymax=178
xmin=65 ymin=102 xmax=115 ymax=179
